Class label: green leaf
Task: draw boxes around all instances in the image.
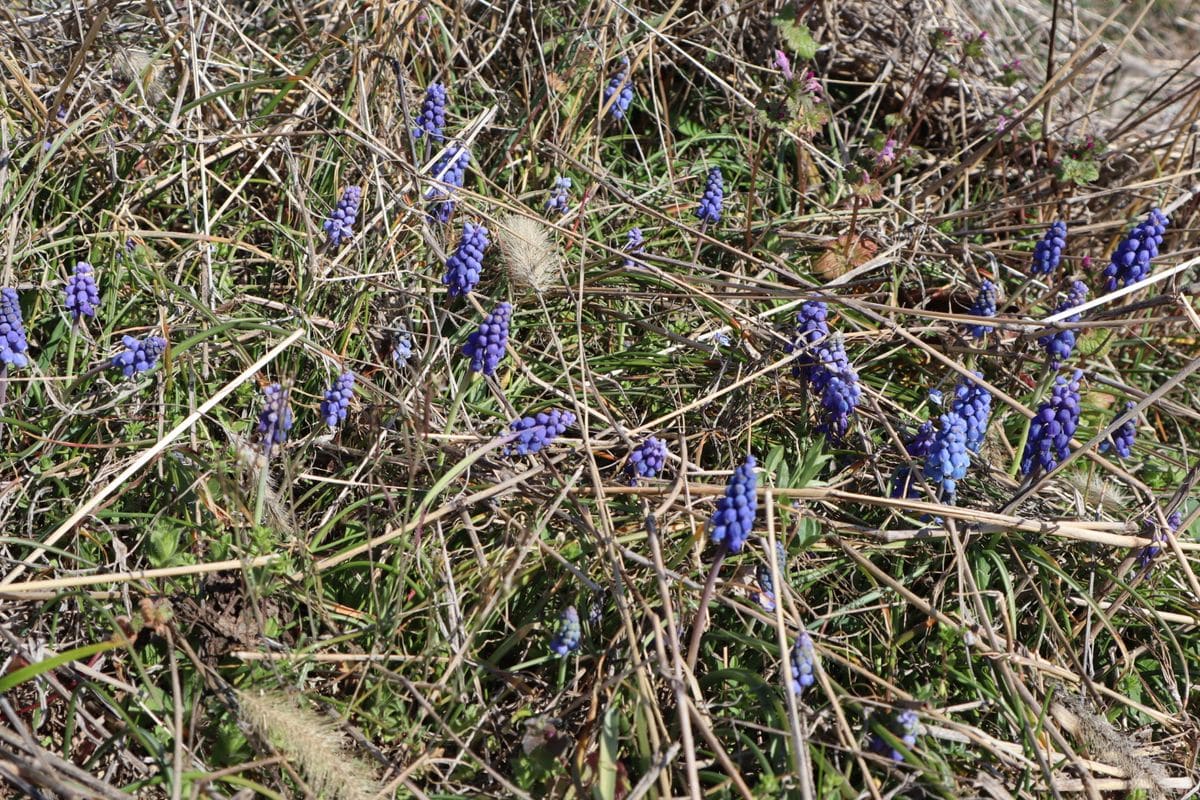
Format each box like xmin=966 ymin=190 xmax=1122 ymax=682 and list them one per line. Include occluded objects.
xmin=595 ymin=706 xmax=619 ymax=800
xmin=776 ymin=17 xmax=818 ymax=60
xmin=0 ymin=639 xmax=124 ymax=694
xmin=1056 ymin=155 xmax=1099 ymax=186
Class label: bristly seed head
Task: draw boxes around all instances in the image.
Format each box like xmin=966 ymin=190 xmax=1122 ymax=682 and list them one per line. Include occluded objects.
xmin=498 ymin=213 xmax=558 ymax=293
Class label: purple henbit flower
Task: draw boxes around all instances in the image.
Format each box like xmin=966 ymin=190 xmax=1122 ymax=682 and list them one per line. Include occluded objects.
xmin=874 ymin=138 xmax=897 ymax=167
xmin=64 ymin=261 xmax=100 ymax=322
xmin=1038 ymin=280 xmax=1088 ymax=365
xmin=320 ymin=371 xmax=355 ymax=428
xmin=1031 ymin=221 xmax=1067 ymax=276
xmin=425 ymin=145 xmax=470 ymax=223
xmin=1099 ymin=400 xmax=1137 ymax=459
xmin=462 ymin=301 xmax=512 ymax=376
xmin=442 ymin=221 xmax=490 ymax=297
xmin=603 ymin=58 xmax=634 ymax=120
xmin=504 ymin=409 xmax=575 ymax=456
xmin=624 ymin=435 xmax=667 ymax=484
xmin=774 ymin=50 xmax=794 ymax=81
xmin=545 ymin=176 xmax=571 ymax=216
xmin=695 ymin=166 xmax=724 ymax=225
xmin=111 ymin=334 xmax=166 ymax=377
xmin=709 ymin=454 xmax=757 ymax=554
xmin=801 ymin=70 xmax=822 ymax=96
xmin=870 ymin=709 xmax=920 ymax=762
xmin=323 ymin=186 xmax=362 ymax=249
xmin=924 ymin=411 xmax=969 ymax=504
xmin=1140 ymin=511 xmax=1182 ymax=568
xmin=413 ymin=82 xmax=447 ymax=141
xmin=549 ymin=606 xmax=581 ymax=657
xmin=257 ymin=382 xmax=294 ymax=456
xmin=623 ymin=227 xmax=645 ymax=268
xmin=966 ymin=279 xmax=997 ymax=339
xmin=0 ymin=288 xmax=30 ymax=369
xmin=1020 ymin=369 xmax=1083 ymax=476
xmin=951 ymin=372 xmax=992 ymax=454
xmin=789 ymin=632 xmax=817 ymax=696
xmin=1103 ymin=208 xmax=1169 ymax=291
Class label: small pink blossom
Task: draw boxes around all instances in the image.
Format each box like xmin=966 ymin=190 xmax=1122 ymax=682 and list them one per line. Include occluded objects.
xmin=802 ymin=70 xmax=822 ymax=96
xmin=774 ymin=50 xmax=794 ymax=81
xmin=875 ymin=138 xmax=898 ymax=166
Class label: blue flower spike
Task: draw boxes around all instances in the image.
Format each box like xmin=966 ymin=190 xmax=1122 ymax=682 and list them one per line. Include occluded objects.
xmin=324 ymin=186 xmax=362 ymax=249
xmin=1031 ymin=221 xmax=1067 ymax=276
xmin=789 ymin=631 xmax=817 ymax=696
xmin=709 ymin=454 xmax=757 ymax=554
xmin=64 ymin=261 xmax=100 ymax=322
xmin=0 ymin=288 xmax=29 ymax=369
xmin=549 ymin=606 xmax=581 ymax=656
xmin=624 ymin=435 xmax=668 ymax=484
xmin=443 ymin=221 xmax=490 ymax=297
xmin=966 ymin=279 xmax=997 ymax=338
xmin=413 ymin=82 xmax=447 ymax=141
xmin=504 ymin=409 xmax=575 ymax=456
xmin=603 ymin=58 xmax=634 ymax=120
xmin=1100 ymin=400 xmax=1137 ymax=459
xmin=695 ymin=166 xmax=724 ymax=225
xmin=111 ymin=334 xmax=166 ymax=378
xmin=425 ymin=145 xmax=470 ymax=223
xmin=1020 ymin=369 xmax=1083 ymax=476
xmin=1102 ymin=208 xmax=1168 ymax=291
xmin=1038 ymin=280 xmax=1088 ymax=365
xmin=257 ymin=382 xmax=294 ymax=456
xmin=320 ymin=371 xmax=355 ymax=428
xmin=462 ymin=302 xmax=512 ymax=376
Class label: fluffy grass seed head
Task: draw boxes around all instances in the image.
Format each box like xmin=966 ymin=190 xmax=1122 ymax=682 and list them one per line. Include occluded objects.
xmin=236 ymin=690 xmax=381 ymax=800
xmin=498 ymin=212 xmax=558 ymax=293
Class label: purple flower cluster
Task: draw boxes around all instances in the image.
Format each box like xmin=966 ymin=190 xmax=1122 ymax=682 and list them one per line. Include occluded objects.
xmin=426 ymin=145 xmax=470 ymax=223
xmin=623 ymin=227 xmax=645 ymax=268
xmin=695 ymin=167 xmax=724 ymax=225
xmin=504 ymin=409 xmax=575 ymax=456
xmin=788 ymin=302 xmax=862 ymax=439
xmin=324 ymin=186 xmax=362 ymax=249
xmin=391 ymin=329 xmax=413 ymax=368
xmin=549 ymin=606 xmax=581 ymax=656
xmin=752 ymin=542 xmax=787 ymax=611
xmin=1140 ymin=511 xmax=1182 ymax=567
xmin=923 ymin=412 xmax=969 ymax=502
xmin=966 ymin=279 xmax=997 ymax=338
xmin=320 ymin=371 xmax=355 ymax=428
xmin=709 ymin=454 xmax=757 ymax=554
xmin=443 ymin=222 xmax=490 ymax=297
xmin=870 ymin=709 xmax=919 ymax=762
xmin=624 ymin=435 xmax=668 ymax=483
xmin=257 ymin=382 xmax=294 ymax=455
xmin=1031 ymin=221 xmax=1067 ymax=275
xmin=463 ymin=302 xmax=512 ymax=375
xmin=64 ymin=262 xmax=100 ymax=321
xmin=789 ymin=632 xmax=817 ymax=696
xmin=0 ymin=288 xmax=29 ymax=369
xmin=603 ymin=58 xmax=634 ymax=120
xmin=951 ymin=372 xmax=992 ymax=454
xmin=1099 ymin=400 xmax=1137 ymax=459
xmin=413 ymin=82 xmax=447 ymax=141
xmin=1039 ymin=280 xmax=1088 ymax=365
xmin=1102 ymin=208 xmax=1168 ymax=291
xmin=111 ymin=334 xmax=166 ymax=377
xmin=545 ymin=176 xmax=571 ymax=216
xmin=906 ymin=419 xmax=935 ymax=458
xmin=1021 ymin=369 xmax=1082 ymax=476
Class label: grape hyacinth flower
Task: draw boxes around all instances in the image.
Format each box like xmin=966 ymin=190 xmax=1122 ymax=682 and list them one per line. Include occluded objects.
xmin=323 ymin=186 xmax=362 ymax=249
xmin=1102 ymin=208 xmax=1169 ymax=291
xmin=1038 ymin=280 xmax=1088 ymax=365
xmin=602 ymin=58 xmax=634 ymax=120
xmin=0 ymin=288 xmax=29 ymax=369
xmin=1020 ymin=369 xmax=1083 ymax=476
xmin=788 ymin=301 xmax=830 ymax=382
xmin=789 ymin=632 xmax=817 ymax=696
xmin=814 ymin=343 xmax=862 ymax=439
xmin=549 ymin=606 xmax=581 ymax=656
xmin=923 ymin=412 xmax=969 ymax=502
xmin=425 ymin=145 xmax=470 ymax=223
xmin=695 ymin=167 xmax=724 ymax=225
xmin=1140 ymin=511 xmax=1182 ymax=567
xmin=1031 ymin=221 xmax=1067 ymax=275
xmin=257 ymin=382 xmax=293 ymax=455
xmin=545 ymin=176 xmax=571 ymax=216
xmin=462 ymin=301 xmax=512 ymax=375
xmin=622 ymin=227 xmax=645 ymax=268
xmin=871 ymin=709 xmax=920 ymax=762
xmin=624 ymin=435 xmax=667 ymax=484
xmin=709 ymin=454 xmax=757 ymax=554
xmin=951 ymin=372 xmax=992 ymax=454
xmin=320 ymin=371 xmax=355 ymax=428
xmin=504 ymin=409 xmax=575 ymax=456
xmin=64 ymin=261 xmax=100 ymax=322
xmin=906 ymin=420 xmax=935 ymax=458
xmin=966 ymin=279 xmax=997 ymax=338
xmin=412 ymin=82 xmax=447 ymax=141
xmin=111 ymin=334 xmax=166 ymax=377
xmin=1099 ymin=401 xmax=1137 ymax=459
xmin=391 ymin=329 xmax=413 ymax=368
xmin=443 ymin=222 xmax=490 ymax=297
xmin=753 ymin=561 xmax=776 ymax=611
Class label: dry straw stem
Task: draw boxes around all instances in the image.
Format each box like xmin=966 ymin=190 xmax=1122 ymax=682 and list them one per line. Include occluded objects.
xmin=497 ymin=212 xmax=559 ymax=293
xmin=237 ymin=690 xmax=381 ymax=800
